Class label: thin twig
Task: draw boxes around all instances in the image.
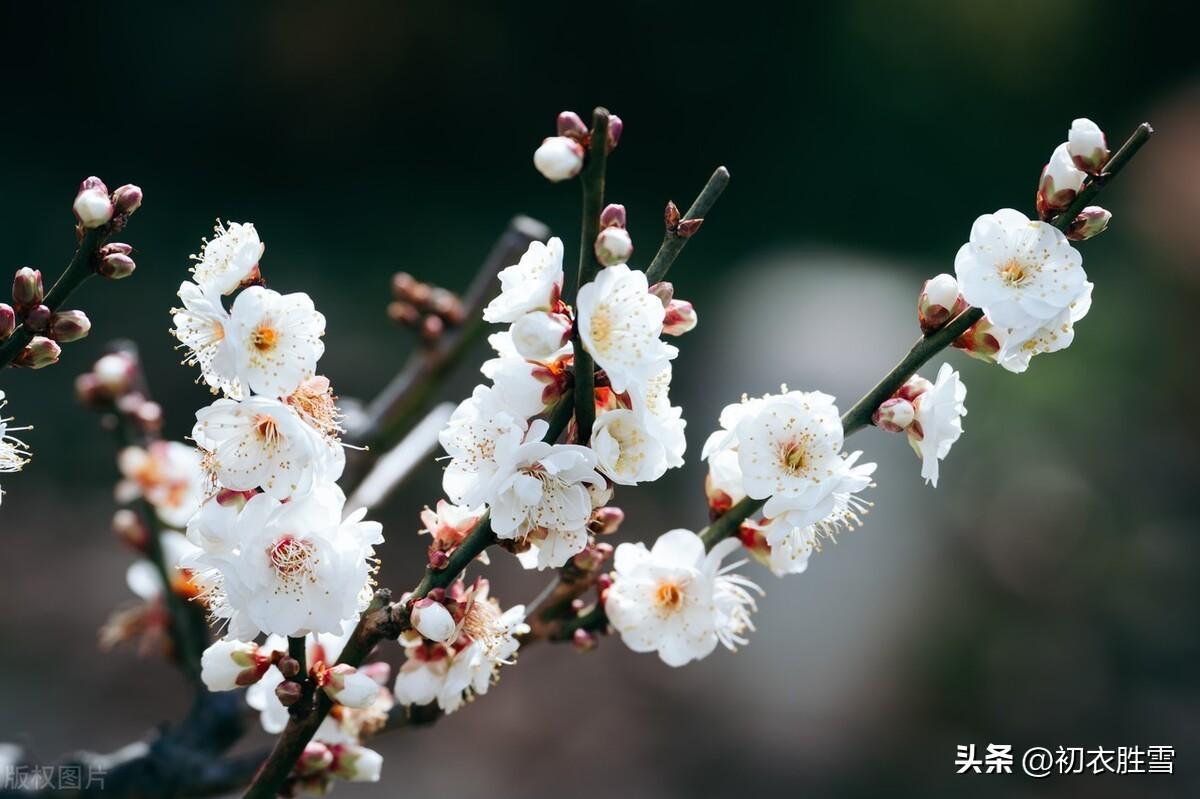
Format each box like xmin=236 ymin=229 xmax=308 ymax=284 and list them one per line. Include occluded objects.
xmin=645 ymin=166 xmax=731 ymax=284
xmin=343 ymin=402 xmax=454 ymax=515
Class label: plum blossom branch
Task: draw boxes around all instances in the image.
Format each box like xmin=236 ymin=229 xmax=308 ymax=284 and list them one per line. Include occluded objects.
xmin=644 ymin=166 xmax=731 ymax=284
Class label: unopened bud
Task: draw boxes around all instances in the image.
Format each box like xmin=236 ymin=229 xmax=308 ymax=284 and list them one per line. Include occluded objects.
xmin=73 ymin=178 xmax=113 ymax=229
xmin=895 ymin=375 xmax=933 ymax=404
xmin=917 ymin=273 xmax=962 ymax=333
xmin=134 ymin=401 xmax=162 ymax=433
xmin=0 ymin=304 xmax=14 ymax=339
xmin=556 ymin=110 xmax=588 ymax=140
xmin=675 ymin=217 xmax=704 ymax=238
xmin=15 ymin=337 xmax=61 ymax=369
xmin=533 ymin=136 xmax=585 ymax=182
xmin=599 ymin=203 xmax=626 ymax=229
xmin=1036 ymin=143 xmax=1086 ymax=221
xmin=428 ymin=549 xmax=450 ymax=569
xmin=201 ymin=639 xmax=264 ymax=691
xmin=664 ymin=201 xmax=681 ymax=229
xmin=99 ymin=242 xmax=133 ymax=257
xmin=1066 ymin=206 xmax=1111 ymax=241
xmin=388 ymin=301 xmax=420 ymax=326
xmin=49 ymin=310 xmax=91 ymax=343
xmin=594 ymin=226 xmax=633 ymax=266
xmin=323 ymin=664 xmax=380 ymax=709
xmin=573 ymin=541 xmax=614 ymax=572
xmin=330 ymin=744 xmax=383 ymax=783
xmin=572 ymin=628 xmax=599 ymax=652
xmin=736 ymin=521 xmax=772 ymax=568
xmin=662 ymin=298 xmax=697 ymax=336
xmin=112 ymin=508 xmax=149 ymax=550
xmin=215 ymin=487 xmax=257 ymax=509
xmin=410 ymin=598 xmax=457 ymax=643
xmin=606 ymin=114 xmax=623 ymax=152
xmin=511 ymin=310 xmax=571 ymax=359
xmin=872 ymin=397 xmax=915 ymax=432
xmin=1067 ymin=118 xmax=1108 ymax=175
xmin=952 ymin=315 xmax=1005 ymax=363
xmin=278 ymin=656 xmax=302 ymax=679
xmin=112 ymin=184 xmax=143 ymax=215
xmin=93 ymin=352 xmax=137 ymax=395
xmin=98 ymin=252 xmax=136 ymax=280
xmin=419 ymin=314 xmax=444 ymax=343
xmin=589 ymin=506 xmax=624 ymax=535
xmin=12 ymin=268 xmax=44 ymax=313
xmin=298 ymin=742 xmax=334 ymax=777
xmin=23 ymin=305 xmax=51 ymax=333
xmin=275 ymin=680 xmax=304 ymax=706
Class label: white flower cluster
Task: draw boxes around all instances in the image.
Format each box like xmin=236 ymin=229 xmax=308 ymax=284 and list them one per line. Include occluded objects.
xmin=0 ymin=391 xmax=31 ymax=507
xmin=173 ymin=222 xmax=383 ymax=642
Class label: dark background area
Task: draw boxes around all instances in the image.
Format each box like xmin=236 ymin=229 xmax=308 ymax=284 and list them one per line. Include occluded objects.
xmin=2 ymin=2 xmax=1198 ymax=797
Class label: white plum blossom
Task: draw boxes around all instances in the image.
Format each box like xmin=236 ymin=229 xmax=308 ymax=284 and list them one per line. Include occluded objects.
xmin=482 ymin=238 xmax=564 ymax=323
xmin=439 ymin=385 xmax=528 ymax=509
xmin=533 ymin=137 xmax=584 ymax=182
xmin=171 ymin=281 xmax=240 ymax=397
xmin=488 ymin=420 xmax=605 ymax=569
xmin=0 ymin=391 xmax=32 ymax=506
xmin=591 ymin=409 xmax=668 ymax=485
xmin=994 ymin=281 xmax=1093 ymax=373
xmin=193 ymin=396 xmax=342 ymax=500
xmin=191 ymin=221 xmax=265 ymax=296
xmin=955 ymin=209 xmax=1091 ymax=364
xmin=227 ymin=287 xmax=325 ymax=397
xmin=183 ymin=484 xmax=381 ymax=639
xmin=605 ymin=529 xmax=761 ymax=666
xmin=907 ymin=363 xmax=967 ymax=487
xmin=480 ymin=352 xmax=555 ymax=420
xmin=629 ymin=363 xmax=687 ymax=470
xmin=510 ymin=310 xmax=571 ymax=360
xmin=116 ymin=441 xmax=205 ymax=528
xmin=576 ymin=263 xmax=677 ymax=394
xmin=200 ymin=639 xmax=264 ymax=692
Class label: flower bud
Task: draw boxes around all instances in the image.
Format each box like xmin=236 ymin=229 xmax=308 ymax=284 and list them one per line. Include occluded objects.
xmin=112 ymin=508 xmax=149 ymax=551
xmin=572 ymin=628 xmax=599 ymax=652
xmin=606 ymin=114 xmax=623 ymax=152
xmin=93 ymin=352 xmax=137 ymax=395
xmin=1036 ymin=143 xmax=1086 ymax=220
xmin=428 ymin=548 xmax=450 ymax=569
xmin=410 ymin=598 xmax=457 ymax=643
xmin=98 ymin=252 xmax=136 ymax=280
xmin=201 ymin=639 xmax=263 ymax=691
xmin=12 ymin=268 xmax=44 ymax=313
xmin=1067 ymin=118 xmax=1108 ymax=175
xmin=675 ymin=218 xmax=704 ymax=238
xmin=917 ymin=273 xmax=962 ymax=333
xmin=1066 ymin=206 xmax=1111 ymax=241
xmin=533 ymin=136 xmax=585 ymax=182
xmin=952 ymin=315 xmax=1005 ymax=363
xmin=647 ymin=281 xmax=674 ymax=307
xmin=323 ymin=665 xmax=380 ymax=709
xmin=23 ymin=305 xmax=50 ymax=333
xmin=73 ymin=178 xmax=113 ymax=229
xmin=49 ymin=310 xmax=91 ymax=343
xmin=330 ymin=744 xmax=383 ymax=782
xmin=594 ymin=226 xmax=633 ymax=266
xmin=556 ymin=110 xmax=588 ymax=140
xmin=895 ymin=375 xmax=932 ymax=404
xmin=599 ymin=203 xmax=627 ymax=229
xmin=297 ymin=742 xmax=334 ymax=777
xmin=99 ymin=242 xmax=133 ymax=257
xmin=572 ymin=541 xmax=614 ymax=572
xmin=511 ymin=311 xmax=571 ymax=359
xmin=736 ymin=520 xmax=772 ymax=568
xmin=275 ymin=679 xmax=304 ymax=706
xmin=662 ymin=298 xmax=697 ymax=336
xmin=588 ymin=506 xmax=624 ymax=536
xmin=0 ymin=304 xmax=14 ymax=339
xmin=872 ymin=397 xmax=915 ymax=432
xmin=112 ymin=184 xmax=143 ymax=215
xmin=15 ymin=337 xmax=61 ymax=369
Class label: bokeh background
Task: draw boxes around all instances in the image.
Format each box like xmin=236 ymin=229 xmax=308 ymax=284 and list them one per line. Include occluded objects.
xmin=2 ymin=2 xmax=1197 ymax=797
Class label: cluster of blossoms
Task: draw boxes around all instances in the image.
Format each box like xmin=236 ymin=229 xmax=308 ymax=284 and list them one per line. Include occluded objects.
xmin=0 ymin=391 xmax=31 ymax=506
xmin=178 ymin=224 xmax=388 ymax=782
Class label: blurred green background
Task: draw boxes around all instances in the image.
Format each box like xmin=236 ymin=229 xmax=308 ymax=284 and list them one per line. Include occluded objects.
xmin=2 ymin=2 xmax=1197 ymax=797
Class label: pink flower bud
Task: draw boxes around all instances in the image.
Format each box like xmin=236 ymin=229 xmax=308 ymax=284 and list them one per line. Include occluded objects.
xmin=23 ymin=305 xmax=50 ymax=333
xmin=0 ymin=303 xmax=14 ymax=339
xmin=606 ymin=114 xmax=623 ymax=152
xmin=49 ymin=309 xmax=91 ymax=343
xmin=645 ymin=285 xmax=673 ymax=312
xmin=15 ymin=336 xmax=60 ymax=369
xmin=98 ymin=252 xmax=136 ymax=280
xmin=428 ymin=549 xmax=450 ymax=569
xmin=572 ymin=628 xmax=599 ymax=652
xmin=952 ymin=315 xmax=1005 ymax=363
xmin=73 ymin=177 xmax=113 ymax=229
xmin=201 ymin=639 xmax=263 ymax=691
xmin=12 ymin=268 xmax=44 ymax=312
xmin=895 ymin=375 xmax=933 ymax=404
xmin=917 ymin=273 xmax=962 ymax=333
xmin=594 ymin=226 xmax=633 ymax=266
xmin=1066 ymin=206 xmax=1111 ymax=241
xmin=662 ymin=298 xmax=697 ymax=336
xmin=93 ymin=352 xmax=137 ymax=395
xmin=533 ymin=136 xmax=585 ymax=182
xmin=112 ymin=184 xmax=143 ymax=215
xmin=599 ymin=203 xmax=627 ymax=229
xmin=589 ymin=506 xmax=624 ymax=535
xmin=872 ymin=397 xmax=915 ymax=432
xmin=1067 ymin=118 xmax=1108 ymax=175
xmin=297 ymin=742 xmax=334 ymax=777
xmin=274 ymin=679 xmax=304 ymax=706
xmin=511 ymin=310 xmax=571 ymax=359
xmin=410 ymin=598 xmax=457 ymax=643
xmin=99 ymin=242 xmax=133 ymax=257
xmin=330 ymin=744 xmax=383 ymax=782
xmin=556 ymin=110 xmax=588 ymax=140
xmin=1036 ymin=143 xmax=1086 ymax=221
xmin=215 ymin=487 xmax=257 ymax=509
